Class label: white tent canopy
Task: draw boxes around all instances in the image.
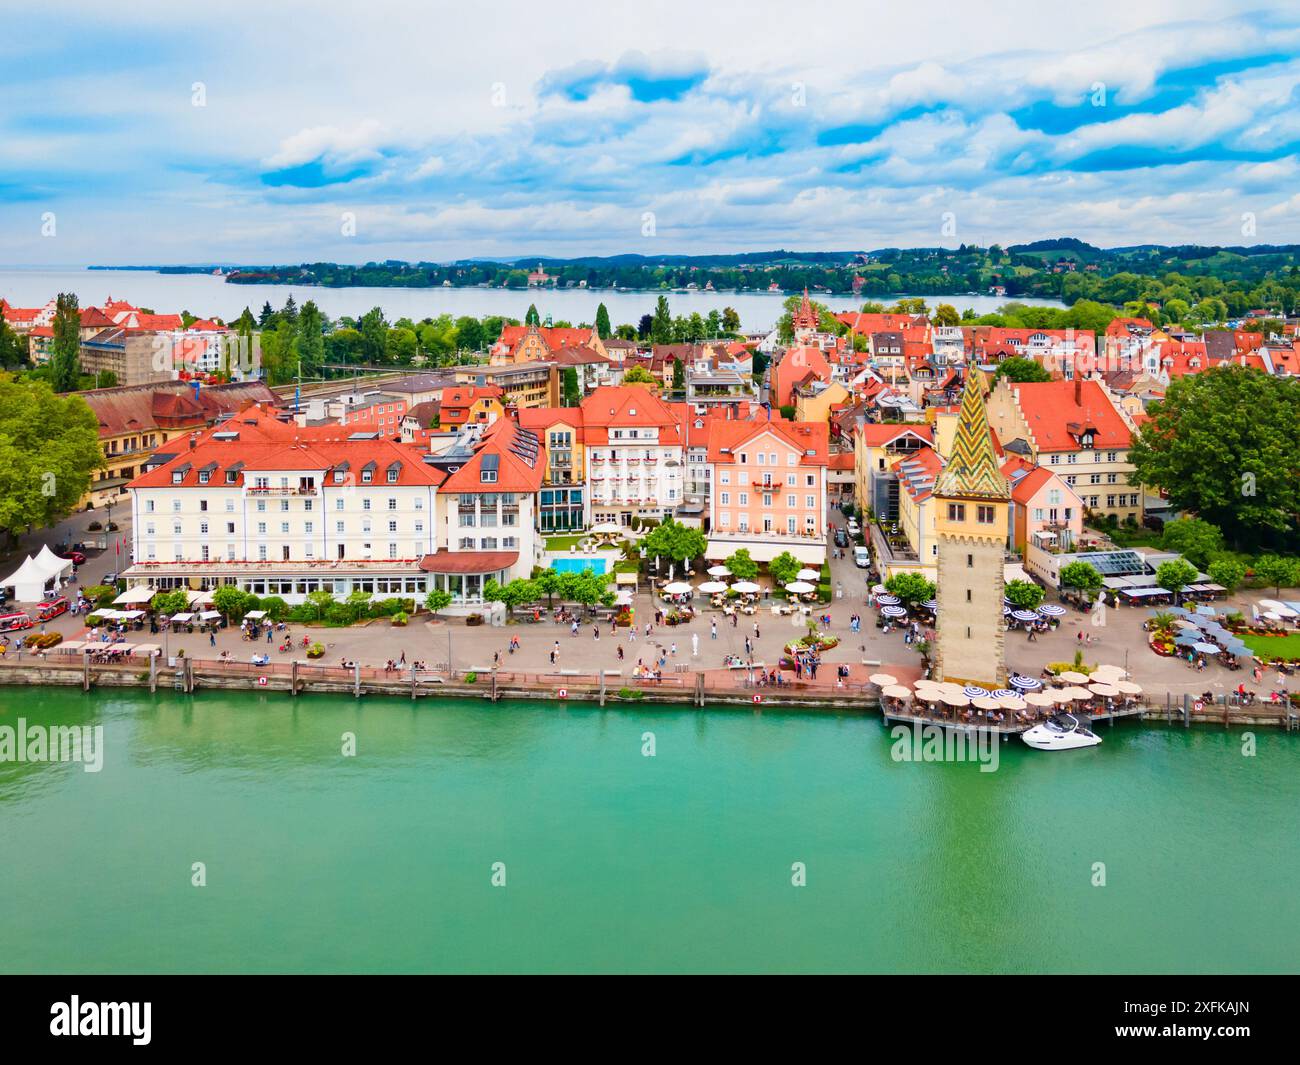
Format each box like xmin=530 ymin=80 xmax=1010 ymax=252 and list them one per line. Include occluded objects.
xmin=0 ymin=556 xmax=52 ymax=602
xmin=33 ymin=544 xmax=74 ymax=578
xmin=114 ymin=585 xmax=156 ymax=605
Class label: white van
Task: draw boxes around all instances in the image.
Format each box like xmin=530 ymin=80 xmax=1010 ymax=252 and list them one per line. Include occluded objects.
xmin=853 ymin=546 xmax=870 ymax=569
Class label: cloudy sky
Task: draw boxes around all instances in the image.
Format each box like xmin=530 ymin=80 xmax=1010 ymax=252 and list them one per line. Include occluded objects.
xmin=3 ymin=0 xmax=1299 ymax=264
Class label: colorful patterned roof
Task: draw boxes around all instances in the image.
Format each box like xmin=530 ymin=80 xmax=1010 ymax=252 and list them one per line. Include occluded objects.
xmin=933 ymin=371 xmax=1009 ymax=500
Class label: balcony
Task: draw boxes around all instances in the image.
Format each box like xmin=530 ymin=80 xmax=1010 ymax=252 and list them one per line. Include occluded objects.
xmin=247 ymin=485 xmax=318 ymax=496
xmin=709 ymin=529 xmax=824 ymax=545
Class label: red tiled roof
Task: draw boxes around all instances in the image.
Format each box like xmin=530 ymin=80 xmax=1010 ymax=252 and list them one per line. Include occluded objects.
xmin=705 ymin=417 xmax=829 ymax=465
xmin=439 ymin=421 xmax=545 ymax=494
xmin=1004 ymin=380 xmax=1132 ymax=451
xmin=82 ymin=382 xmax=278 ymax=437
xmin=419 ymin=550 xmax=519 ymax=574
xmin=856 ymin=423 xmax=934 ymax=447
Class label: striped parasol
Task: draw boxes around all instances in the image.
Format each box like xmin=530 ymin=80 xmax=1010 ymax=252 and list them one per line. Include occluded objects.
xmin=875 ymin=594 xmax=901 ymax=606
xmin=963 ymin=685 xmax=990 ymax=698
xmin=880 ymin=605 xmax=907 ymax=618
xmin=1038 ymin=604 xmax=1066 ymax=616
xmin=1009 ymin=675 xmax=1042 ymax=690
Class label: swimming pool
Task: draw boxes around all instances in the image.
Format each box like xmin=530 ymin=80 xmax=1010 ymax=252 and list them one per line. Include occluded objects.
xmin=551 ymin=557 xmax=608 ymax=575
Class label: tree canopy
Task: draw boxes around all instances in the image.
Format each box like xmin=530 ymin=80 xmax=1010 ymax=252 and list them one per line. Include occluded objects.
xmin=0 ymin=377 xmax=102 ymax=544
xmin=884 ymin=572 xmax=935 ymax=604
xmin=1129 ymin=366 xmax=1300 ymax=549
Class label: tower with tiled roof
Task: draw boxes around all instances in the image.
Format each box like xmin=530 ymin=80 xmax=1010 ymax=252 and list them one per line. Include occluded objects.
xmin=792 ymin=289 xmax=819 ymax=340
xmin=932 ymin=369 xmax=1010 ymax=688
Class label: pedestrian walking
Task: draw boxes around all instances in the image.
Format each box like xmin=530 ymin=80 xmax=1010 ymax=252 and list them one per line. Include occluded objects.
xmin=691 ymin=633 xmax=699 ymax=657
xmin=711 ymin=619 xmax=717 ymax=640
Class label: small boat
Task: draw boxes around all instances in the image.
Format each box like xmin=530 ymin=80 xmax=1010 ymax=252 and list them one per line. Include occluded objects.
xmin=1022 ymin=713 xmax=1102 ymax=751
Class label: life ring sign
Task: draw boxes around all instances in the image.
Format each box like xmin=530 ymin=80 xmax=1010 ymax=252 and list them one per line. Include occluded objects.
xmin=1193 ymin=699 xmax=1204 ymax=712
xmin=557 ymin=688 xmax=568 ymax=699
xmin=752 ymin=694 xmax=763 ymax=704
xmin=257 ymin=676 xmax=268 ymax=687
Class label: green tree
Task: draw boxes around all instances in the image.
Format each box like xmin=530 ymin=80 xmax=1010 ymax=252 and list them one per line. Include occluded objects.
xmin=1003 ymin=578 xmax=1045 ymax=610
xmin=296 ymin=300 xmax=326 ymax=378
xmin=595 ymin=303 xmax=611 ymax=340
xmin=992 ymin=357 xmax=1051 ymax=384
xmin=721 ymin=307 xmax=741 ymax=333
xmin=671 ymin=357 xmax=685 ymax=391
xmin=1058 ymin=560 xmax=1103 ymax=595
xmin=358 ymin=307 xmax=388 ymax=364
xmin=525 ymin=304 xmax=541 ymax=326
xmin=644 ymin=517 xmax=706 ymax=568
xmin=424 ymin=588 xmax=453 ymax=617
xmin=768 ymin=551 xmax=802 ymax=586
xmin=1251 ymin=554 xmax=1300 ymax=596
xmin=484 ymin=578 xmax=541 ymax=612
xmin=150 ymin=590 xmax=189 ymax=615
xmin=49 ymin=292 xmax=82 ymax=392
xmin=1206 ymin=556 xmax=1246 ymax=593
xmin=1160 ymin=517 xmax=1224 ymax=568
xmin=884 ymin=572 xmax=935 ymax=604
xmin=211 ymin=586 xmax=251 ymax=622
xmin=623 ymin=365 xmax=657 ymax=387
xmin=1129 ymin=367 xmax=1300 ymax=546
xmin=1155 ymin=558 xmax=1198 ymax=603
xmin=0 ymin=314 xmax=28 ymax=369
xmin=932 ymin=303 xmax=960 ymax=327
xmin=304 ymin=589 xmax=336 ymax=620
xmin=724 ymin=548 xmax=760 ymax=581
xmin=651 ymin=295 xmax=672 ymax=344
xmin=0 ymin=378 xmax=103 ymax=546
xmin=562 ymin=367 xmax=581 ymax=406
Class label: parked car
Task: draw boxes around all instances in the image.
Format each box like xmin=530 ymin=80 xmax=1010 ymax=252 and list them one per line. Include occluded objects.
xmin=853 ymin=546 xmax=870 ymax=568
xmin=834 ymin=529 xmax=849 ymax=549
xmin=59 ymin=549 xmax=87 ymax=566
xmin=847 ymin=518 xmax=861 ymax=536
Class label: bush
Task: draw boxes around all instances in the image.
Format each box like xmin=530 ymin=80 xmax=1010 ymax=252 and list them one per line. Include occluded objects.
xmin=617 ymin=687 xmax=643 ymax=700
xmin=23 ymin=632 xmax=63 ymax=649
xmin=84 ymin=584 xmax=117 ymax=608
xmin=369 ymin=597 xmax=412 ymax=618
xmin=87 ymin=520 xmax=103 ymax=531
xmin=817 ymin=582 xmax=832 ymax=603
xmin=259 ymin=596 xmax=289 ymax=621
xmin=306 ymin=642 xmax=325 ymax=659
xmin=466 ymin=614 xmax=483 ymax=626
xmin=464 ymin=671 xmax=478 ymax=683
xmin=391 ymin=612 xmax=409 ymax=627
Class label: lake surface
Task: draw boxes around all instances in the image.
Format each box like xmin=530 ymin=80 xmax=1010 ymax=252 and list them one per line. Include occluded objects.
xmin=0 ymin=267 xmax=1063 ymax=333
xmin=1 ymin=688 xmax=1295 ymax=974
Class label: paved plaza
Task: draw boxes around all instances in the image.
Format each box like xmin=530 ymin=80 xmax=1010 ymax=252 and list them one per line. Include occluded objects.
xmin=5 ymin=505 xmax=1295 ymax=703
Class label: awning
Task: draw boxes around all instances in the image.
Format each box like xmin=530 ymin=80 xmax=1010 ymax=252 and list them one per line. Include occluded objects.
xmin=114 ymin=585 xmax=155 ymax=605
xmin=419 ymin=550 xmax=519 ymax=575
xmin=615 ymin=572 xmax=638 ymax=586
xmin=1003 ymin=562 xmax=1032 ymax=584
xmin=704 ymin=540 xmax=825 ymax=565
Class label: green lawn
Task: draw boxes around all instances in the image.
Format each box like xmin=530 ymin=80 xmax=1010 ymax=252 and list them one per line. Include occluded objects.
xmin=1240 ymin=632 xmax=1300 ymax=662
xmin=544 ymin=534 xmax=619 ymax=551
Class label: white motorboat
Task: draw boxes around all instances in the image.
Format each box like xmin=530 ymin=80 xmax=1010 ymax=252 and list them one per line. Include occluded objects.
xmin=1022 ymin=713 xmax=1102 ymax=751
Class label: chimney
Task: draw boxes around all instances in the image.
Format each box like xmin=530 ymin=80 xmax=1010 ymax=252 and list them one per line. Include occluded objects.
xmin=1074 ymin=373 xmax=1081 ymax=406
xmin=188 ymin=434 xmax=197 ymax=450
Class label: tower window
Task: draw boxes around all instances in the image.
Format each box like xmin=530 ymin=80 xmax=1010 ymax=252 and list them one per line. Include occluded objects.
xmin=966 ymin=589 xmax=971 ymax=601
xmin=947 ymin=503 xmax=966 ymax=522
xmin=967 ymin=554 xmax=973 ymax=568
xmin=977 ymin=505 xmax=995 ymax=524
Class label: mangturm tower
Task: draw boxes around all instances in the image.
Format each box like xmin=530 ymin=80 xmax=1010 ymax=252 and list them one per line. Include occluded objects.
xmin=932 ymin=369 xmax=1011 ymax=689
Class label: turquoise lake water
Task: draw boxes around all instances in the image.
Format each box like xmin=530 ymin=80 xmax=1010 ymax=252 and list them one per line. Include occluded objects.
xmin=1 ymin=687 xmax=1296 ymax=973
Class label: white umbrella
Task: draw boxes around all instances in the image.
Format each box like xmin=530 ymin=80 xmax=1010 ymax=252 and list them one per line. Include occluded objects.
xmin=868 ymin=673 xmax=897 ymax=686
xmin=664 ymin=581 xmax=692 ymax=595
xmin=1061 ymin=687 xmax=1093 ymax=701
xmin=1057 ymin=670 xmax=1090 ymax=684
xmin=917 ymin=689 xmax=944 ymax=702
xmin=732 ymin=581 xmax=761 ymax=594
xmin=1089 ymin=683 xmax=1122 ymax=697
xmin=697 ymin=581 xmax=728 ymax=594
xmin=972 ymin=696 xmax=1001 ymax=711
xmin=940 ymin=693 xmax=970 ymax=707
xmin=796 ymin=568 xmax=820 ymax=581
xmin=1023 ymin=692 xmax=1056 ymax=707
xmin=590 ymin=522 xmax=622 ymax=534
xmin=785 ymin=581 xmax=815 ymax=593
xmin=882 ymin=685 xmax=912 ymax=699
xmin=997 ymin=694 xmax=1027 ymax=711
xmin=1115 ymin=680 xmax=1143 ymax=695
xmin=707 ymin=565 xmax=731 ymax=577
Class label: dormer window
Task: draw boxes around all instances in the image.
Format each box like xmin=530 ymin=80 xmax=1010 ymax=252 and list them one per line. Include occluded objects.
xmin=334 ymin=470 xmax=346 ymax=484
xmin=361 ymin=470 xmax=372 ymax=484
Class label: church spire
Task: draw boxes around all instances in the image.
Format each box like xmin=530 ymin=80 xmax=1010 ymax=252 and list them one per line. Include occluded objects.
xmin=934 ymin=369 xmax=1008 ymax=500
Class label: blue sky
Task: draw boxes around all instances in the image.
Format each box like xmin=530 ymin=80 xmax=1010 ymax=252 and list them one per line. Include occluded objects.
xmin=2 ymin=0 xmax=1299 ymax=263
